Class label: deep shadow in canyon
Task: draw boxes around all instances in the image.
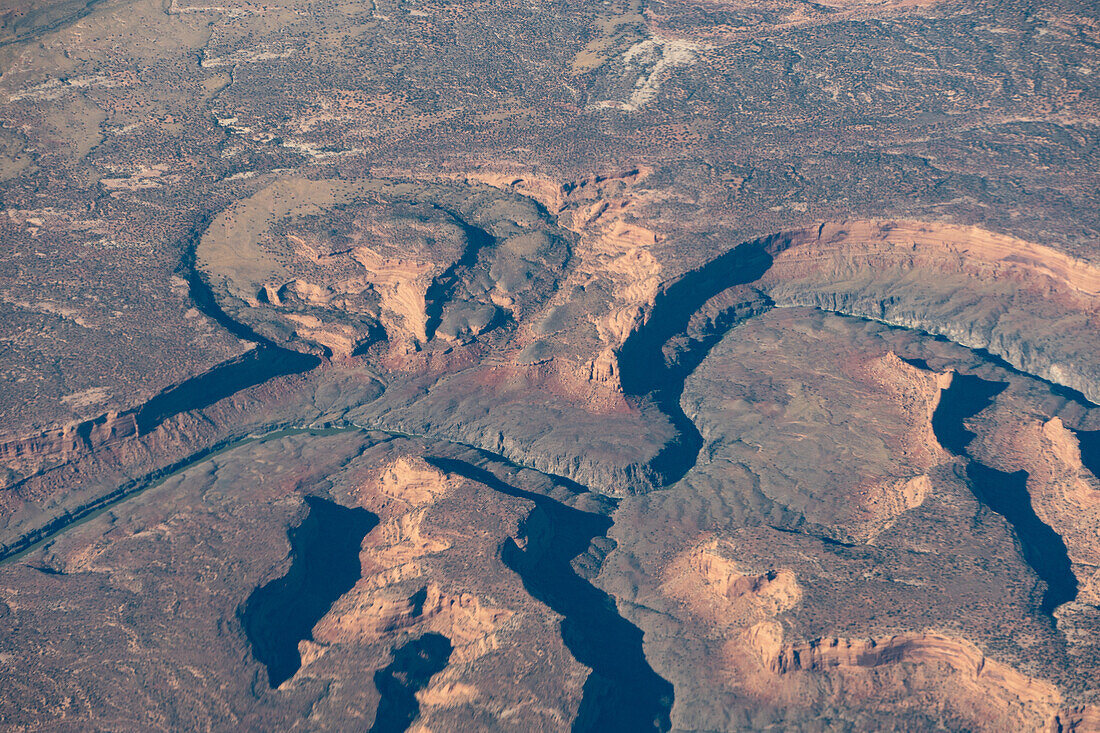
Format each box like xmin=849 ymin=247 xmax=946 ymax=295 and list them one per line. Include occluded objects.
xmin=965 ymin=462 xmax=1077 ymax=614
xmin=426 ymin=457 xmax=673 ymax=733
xmin=1073 ymin=429 xmax=1100 ymax=482
xmin=369 ymin=632 xmax=453 ymax=733
xmin=240 ymin=495 xmax=378 ymax=688
xmin=616 ymin=240 xmax=773 ymax=487
xmin=134 ymin=346 xmax=319 ymax=433
xmin=930 ymin=374 xmax=1076 ymax=613
xmin=129 ymin=223 xmax=325 ymax=436
xmin=930 ymin=374 xmax=1007 ymax=455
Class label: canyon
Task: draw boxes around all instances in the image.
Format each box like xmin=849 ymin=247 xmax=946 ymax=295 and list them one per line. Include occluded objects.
xmin=2 ymin=0 xmax=1100 ymax=729
xmin=3 ymin=207 xmax=1099 ymax=730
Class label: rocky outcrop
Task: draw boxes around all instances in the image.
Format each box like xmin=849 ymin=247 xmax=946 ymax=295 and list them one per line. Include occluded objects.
xmin=847 ymin=354 xmax=953 ymax=537
xmin=758 ymin=220 xmax=1100 ymax=402
xmin=862 ymin=353 xmax=953 ymax=469
xmin=374 ymin=456 xmax=459 ymax=507
xmin=0 ymin=410 xmax=138 ymax=479
xmin=1033 ymin=418 xmax=1100 ymax=603
xmin=853 ymin=474 xmax=933 ymax=538
xmin=661 ymin=539 xmax=802 ymax=627
xmin=315 ymin=581 xmax=511 ymax=665
xmin=349 ymin=246 xmax=438 ymax=345
xmin=744 ymin=624 xmax=1070 ymax=732
xmin=469 ymin=166 xmax=667 ymax=395
xmin=199 ymin=175 xmax=572 ymax=359
xmin=307 ymin=454 xmax=586 ymax=729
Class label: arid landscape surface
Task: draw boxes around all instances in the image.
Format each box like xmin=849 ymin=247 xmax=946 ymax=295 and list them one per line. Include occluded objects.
xmin=1 ymin=0 xmax=1099 ymax=729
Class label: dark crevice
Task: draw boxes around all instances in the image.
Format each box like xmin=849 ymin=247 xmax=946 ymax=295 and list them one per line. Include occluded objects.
xmin=425 ymin=457 xmax=673 ymax=733
xmin=616 ymin=240 xmax=773 ymax=486
xmin=422 ymin=211 xmax=496 ymax=343
xmin=1072 ymin=429 xmax=1100 ymax=481
xmin=134 ymin=347 xmax=318 ymax=434
xmin=369 ymin=633 xmax=453 ymax=733
xmin=240 ymin=495 xmax=378 ymax=688
xmin=899 ymin=356 xmax=931 ymax=371
xmin=769 ymin=524 xmax=856 ymax=548
xmin=930 ymin=373 xmax=1077 ymax=614
xmin=930 ymin=374 xmax=1007 ymax=455
xmin=964 ymin=463 xmax=1076 ymax=614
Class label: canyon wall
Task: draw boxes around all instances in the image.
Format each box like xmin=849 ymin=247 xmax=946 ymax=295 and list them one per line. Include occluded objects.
xmin=758 ymin=220 xmax=1100 ymax=402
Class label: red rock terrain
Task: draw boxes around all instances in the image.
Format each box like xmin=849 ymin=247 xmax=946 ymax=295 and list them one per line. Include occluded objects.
xmin=1 ymin=0 xmax=1100 ymax=728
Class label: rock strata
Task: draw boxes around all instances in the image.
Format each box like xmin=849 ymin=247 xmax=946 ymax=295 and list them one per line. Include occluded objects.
xmin=758 ymin=220 xmax=1100 ymax=402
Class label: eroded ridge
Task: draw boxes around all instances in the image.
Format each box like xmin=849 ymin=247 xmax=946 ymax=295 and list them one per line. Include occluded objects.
xmin=597 ymin=305 xmax=1100 ymax=731
xmin=759 ymin=220 xmax=1100 ymax=403
xmin=600 ymin=217 xmax=1100 ymax=493
xmin=4 ymin=0 xmax=1100 ymax=726
xmin=746 ymin=626 xmax=1072 ymax=731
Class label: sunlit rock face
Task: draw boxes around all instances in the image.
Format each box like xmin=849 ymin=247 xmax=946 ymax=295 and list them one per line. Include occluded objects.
xmin=758 ymin=220 xmax=1100 ymax=402
xmin=3 ymin=0 xmax=1100 ymax=728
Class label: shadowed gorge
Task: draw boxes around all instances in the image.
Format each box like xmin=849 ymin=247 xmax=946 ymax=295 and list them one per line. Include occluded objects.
xmin=133 ymin=347 xmax=319 ymax=433
xmin=1074 ymin=430 xmax=1100 ymax=482
xmin=616 ymin=241 xmax=773 ymax=486
xmin=241 ymin=496 xmax=379 ymax=687
xmin=426 ymin=457 xmax=674 ymax=733
xmin=964 ymin=463 xmax=1077 ymax=613
xmin=931 ymin=375 xmax=1008 ymax=455
xmin=369 ymin=633 xmax=453 ymax=733
xmin=3 ymin=0 xmax=1100 ymax=726
xmin=931 ymin=373 xmax=1077 ymax=613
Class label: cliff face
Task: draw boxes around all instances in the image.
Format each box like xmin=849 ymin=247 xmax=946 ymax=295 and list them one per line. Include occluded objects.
xmin=6 ymin=211 xmax=1098 ymax=529
xmin=744 ymin=625 xmax=1075 ymax=733
xmin=965 ymin=403 xmax=1100 ymax=606
xmin=0 ymin=410 xmax=138 ymax=479
xmin=759 ymin=220 xmax=1100 ymax=402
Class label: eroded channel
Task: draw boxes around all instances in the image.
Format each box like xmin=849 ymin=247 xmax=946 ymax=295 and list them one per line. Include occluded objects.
xmin=240 ymin=495 xmax=379 ymax=688
xmin=369 ymin=632 xmax=454 ymax=733
xmin=930 ymin=373 xmax=1077 ymax=613
xmin=616 ymin=240 xmax=773 ymax=486
xmin=427 ymin=457 xmax=674 ymax=733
